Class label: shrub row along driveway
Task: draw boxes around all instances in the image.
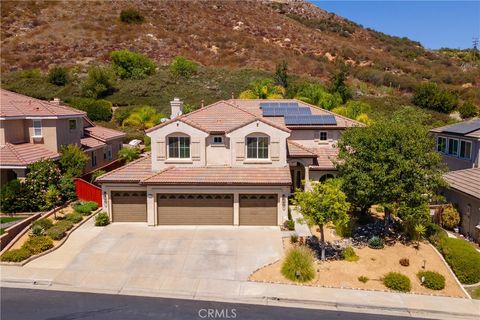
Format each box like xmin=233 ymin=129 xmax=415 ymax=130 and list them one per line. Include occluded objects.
xmin=1 ymin=219 xmax=283 ymax=293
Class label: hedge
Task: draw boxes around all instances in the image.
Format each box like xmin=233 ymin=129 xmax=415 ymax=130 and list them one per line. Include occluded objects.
xmin=73 ymin=201 xmax=98 ymax=214
xmin=22 ymin=236 xmax=54 ymax=255
xmin=32 ymin=218 xmax=53 ymax=231
xmin=0 ymin=248 xmax=32 ymax=262
xmin=95 ymin=212 xmax=110 ymax=226
xmin=65 ymin=212 xmax=83 ymax=224
xmin=438 ymin=237 xmax=480 ymax=284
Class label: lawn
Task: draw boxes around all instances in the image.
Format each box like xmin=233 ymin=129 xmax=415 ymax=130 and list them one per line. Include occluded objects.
xmin=0 ymin=216 xmax=23 ymax=224
xmin=466 ymin=285 xmax=480 ymax=300
xmin=250 ymin=224 xmax=467 ymax=298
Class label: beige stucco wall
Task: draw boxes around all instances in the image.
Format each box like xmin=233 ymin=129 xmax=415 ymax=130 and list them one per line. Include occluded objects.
xmin=310 ymin=170 xmax=338 ymax=182
xmin=55 ymin=118 xmax=82 ymax=149
xmin=84 ymin=138 xmax=123 ymax=173
xmin=432 ymin=132 xmax=480 ymax=171
xmin=101 ymin=184 xmax=290 ymax=226
xmin=0 ymin=119 xmax=28 ymax=145
xmin=148 ymin=119 xmax=290 ymax=170
xmin=227 ymin=120 xmax=290 ymax=167
xmin=443 ymin=189 xmax=480 ymax=244
xmin=289 ymin=129 xmax=342 ymax=148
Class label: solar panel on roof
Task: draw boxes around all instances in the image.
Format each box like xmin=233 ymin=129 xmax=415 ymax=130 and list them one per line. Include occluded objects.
xmin=284 ymin=115 xmax=337 ymax=125
xmin=442 ymin=120 xmax=480 ymax=135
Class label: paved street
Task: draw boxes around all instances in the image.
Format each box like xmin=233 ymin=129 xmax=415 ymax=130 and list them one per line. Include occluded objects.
xmin=0 ymin=287 xmax=421 ymax=320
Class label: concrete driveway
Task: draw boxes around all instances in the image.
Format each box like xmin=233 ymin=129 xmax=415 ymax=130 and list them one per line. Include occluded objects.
xmin=1 ymin=219 xmax=283 ymax=294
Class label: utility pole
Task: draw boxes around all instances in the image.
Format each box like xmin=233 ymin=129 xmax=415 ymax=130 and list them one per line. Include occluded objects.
xmin=472 ymin=37 xmax=479 ymax=63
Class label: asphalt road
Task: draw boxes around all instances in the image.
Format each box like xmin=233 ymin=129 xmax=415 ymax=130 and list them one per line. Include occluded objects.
xmin=1 ymin=287 xmax=424 ymax=320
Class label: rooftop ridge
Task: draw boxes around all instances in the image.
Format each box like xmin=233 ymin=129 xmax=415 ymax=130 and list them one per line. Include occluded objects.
xmin=287 ymin=140 xmax=317 ymax=156
xmin=95 ymin=156 xmax=150 ymax=181
xmin=4 ymin=142 xmax=27 ymax=164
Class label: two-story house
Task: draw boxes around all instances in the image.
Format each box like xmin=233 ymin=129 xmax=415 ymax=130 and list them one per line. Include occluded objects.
xmin=97 ymin=98 xmax=361 ymax=226
xmin=430 ymin=119 xmax=480 ymax=171
xmin=0 ymin=89 xmax=125 ymax=185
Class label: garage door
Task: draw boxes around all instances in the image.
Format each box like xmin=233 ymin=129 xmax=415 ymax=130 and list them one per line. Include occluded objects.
xmin=111 ymin=191 xmax=147 ymax=222
xmin=157 ymin=194 xmax=233 ymax=225
xmin=239 ymin=194 xmax=278 ymax=226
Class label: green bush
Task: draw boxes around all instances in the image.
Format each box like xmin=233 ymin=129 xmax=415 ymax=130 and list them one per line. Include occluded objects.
xmin=290 ymin=234 xmax=299 ymax=244
xmin=438 ymin=237 xmax=480 ymax=284
xmin=65 ymin=212 xmax=83 ymax=224
xmin=286 ymin=220 xmax=295 ymax=231
xmin=1 ymin=248 xmax=32 ymax=262
xmin=281 ymin=247 xmax=315 ymax=283
xmin=31 ymin=224 xmax=45 ymax=236
xmin=46 ymin=225 xmax=66 ymax=240
xmin=118 ymin=147 xmax=141 ymax=163
xmin=68 ymin=98 xmax=113 ymax=121
xmin=335 ymin=218 xmax=356 ymax=238
xmin=342 ymin=246 xmax=359 ymax=262
xmin=426 ymin=223 xmax=448 ymax=246
xmin=73 ymin=201 xmax=98 ymax=214
xmin=458 ymin=101 xmax=478 ymax=119
xmin=441 ymin=205 xmax=460 ymax=230
xmin=22 ymin=236 xmax=54 ymax=255
xmin=47 ymin=67 xmax=69 ymax=86
xmin=32 ymin=218 xmax=54 ymax=231
xmin=0 ymin=179 xmax=32 ymax=213
xmin=95 ymin=212 xmax=110 ymax=226
xmin=383 ymin=272 xmax=411 ymax=292
xmin=20 ymin=68 xmax=42 ymax=79
xmin=358 ymin=275 xmax=369 ymax=283
xmin=169 ymin=56 xmax=198 ymax=78
xmin=368 ymin=236 xmax=384 ymax=249
xmin=412 ymin=82 xmax=458 ymax=113
xmin=55 ymin=220 xmax=74 ymax=231
xmin=111 ymin=49 xmax=156 ymax=79
xmin=120 ymin=8 xmax=145 ymax=24
xmin=417 ymin=271 xmax=445 ymax=290
xmin=81 ymin=65 xmax=116 ymax=98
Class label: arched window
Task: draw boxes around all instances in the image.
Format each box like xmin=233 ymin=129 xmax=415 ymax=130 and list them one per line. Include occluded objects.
xmin=167 ymin=133 xmax=190 ymax=158
xmin=246 ymin=133 xmax=269 ymax=159
xmin=319 ymin=174 xmax=334 ymax=183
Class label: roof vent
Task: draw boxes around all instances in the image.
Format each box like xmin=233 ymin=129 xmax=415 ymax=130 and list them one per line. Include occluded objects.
xmin=51 ymin=98 xmax=61 ymax=105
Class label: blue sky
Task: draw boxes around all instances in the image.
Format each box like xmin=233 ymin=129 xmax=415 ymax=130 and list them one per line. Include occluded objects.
xmin=310 ymin=1 xmax=480 ymax=49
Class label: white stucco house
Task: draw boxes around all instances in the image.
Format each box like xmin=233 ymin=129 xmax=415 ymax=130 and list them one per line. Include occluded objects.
xmin=96 ymin=98 xmax=362 ymax=226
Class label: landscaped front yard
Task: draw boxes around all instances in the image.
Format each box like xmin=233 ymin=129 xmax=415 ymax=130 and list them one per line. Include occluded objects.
xmin=1 ymin=201 xmax=100 ymax=263
xmin=250 ymin=223 xmax=468 ymax=298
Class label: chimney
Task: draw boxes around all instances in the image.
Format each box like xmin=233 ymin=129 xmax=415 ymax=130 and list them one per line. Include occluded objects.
xmin=170 ymin=97 xmax=183 ymax=119
xmin=52 ymin=98 xmax=61 ymax=105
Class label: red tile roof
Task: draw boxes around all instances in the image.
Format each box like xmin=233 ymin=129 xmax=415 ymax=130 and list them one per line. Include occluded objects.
xmin=0 ymin=89 xmax=85 ymax=118
xmin=444 ymin=168 xmax=480 ymax=199
xmin=287 ymin=140 xmax=317 ymax=158
xmin=142 ymin=165 xmax=292 ymax=185
xmin=81 ymin=137 xmax=106 ymax=151
xmin=95 ymin=156 xmax=152 ymax=183
xmin=310 ymin=146 xmax=339 ymax=170
xmin=84 ymin=126 xmax=125 ymax=142
xmin=146 ymin=101 xmax=290 ymax=134
xmin=0 ymin=143 xmax=59 ymax=167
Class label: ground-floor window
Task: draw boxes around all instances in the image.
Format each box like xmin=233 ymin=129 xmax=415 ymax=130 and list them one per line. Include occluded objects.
xmin=319 ymin=174 xmax=334 ymax=182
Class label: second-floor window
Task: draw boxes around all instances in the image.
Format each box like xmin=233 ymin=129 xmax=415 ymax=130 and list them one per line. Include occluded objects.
xmin=91 ymin=152 xmax=97 ymax=167
xmin=437 ymin=137 xmax=447 ymax=153
xmin=460 ymin=140 xmax=472 ymax=159
xmin=246 ymin=136 xmax=268 ymax=159
xmin=69 ymin=119 xmax=77 ymax=130
xmin=33 ymin=119 xmax=42 ymax=137
xmin=448 ymin=138 xmax=459 ymax=156
xmin=168 ymin=136 xmax=190 ymax=158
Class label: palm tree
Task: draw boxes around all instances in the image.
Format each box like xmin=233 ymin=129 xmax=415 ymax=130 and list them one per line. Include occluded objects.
xmin=239 ymin=79 xmax=285 ymax=99
xmin=122 ymin=106 xmax=165 ymax=131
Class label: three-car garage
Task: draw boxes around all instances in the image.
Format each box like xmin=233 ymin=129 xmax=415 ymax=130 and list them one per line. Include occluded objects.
xmin=109 ymin=191 xmax=281 ymax=226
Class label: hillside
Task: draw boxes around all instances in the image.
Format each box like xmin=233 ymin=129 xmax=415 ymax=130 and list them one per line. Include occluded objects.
xmin=1 ymin=1 xmax=478 ymax=92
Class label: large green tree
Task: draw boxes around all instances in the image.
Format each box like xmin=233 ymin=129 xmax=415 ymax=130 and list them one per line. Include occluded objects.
xmin=293 ymin=179 xmax=350 ymax=260
xmin=295 ymin=83 xmax=342 ymax=110
xmin=25 ymin=159 xmax=62 ymax=210
xmin=336 ymin=108 xmax=446 ymax=232
xmin=122 ymin=106 xmax=164 ymax=131
xmin=239 ymin=79 xmax=285 ymax=99
xmin=60 ymin=144 xmax=89 ymax=177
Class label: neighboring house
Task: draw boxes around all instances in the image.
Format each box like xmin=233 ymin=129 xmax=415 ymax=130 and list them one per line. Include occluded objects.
xmin=430 ymin=119 xmax=480 ymax=171
xmin=0 ymin=89 xmax=125 ymax=185
xmin=442 ymin=168 xmax=480 ymax=244
xmin=97 ymin=98 xmax=361 ymax=226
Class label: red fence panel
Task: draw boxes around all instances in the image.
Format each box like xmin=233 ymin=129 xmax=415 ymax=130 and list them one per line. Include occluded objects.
xmin=74 ymin=178 xmax=102 ymax=207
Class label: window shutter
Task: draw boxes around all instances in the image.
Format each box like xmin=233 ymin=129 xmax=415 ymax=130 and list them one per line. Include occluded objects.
xmin=236 ymin=141 xmax=245 ymax=160
xmin=271 ymin=141 xmax=280 ymax=161
xmin=157 ymin=140 xmax=166 ymax=160
xmin=191 ymin=138 xmax=201 ymax=160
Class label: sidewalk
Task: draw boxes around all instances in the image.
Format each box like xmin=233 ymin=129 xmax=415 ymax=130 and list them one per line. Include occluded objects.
xmin=2 ymin=273 xmax=479 ymax=320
